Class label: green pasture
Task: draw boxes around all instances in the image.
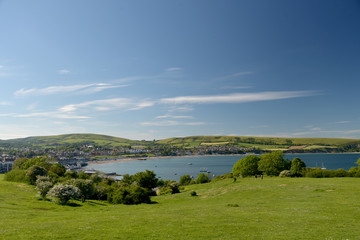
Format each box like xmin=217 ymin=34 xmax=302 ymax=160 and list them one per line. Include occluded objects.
xmin=1 ymin=174 xmax=360 ymax=239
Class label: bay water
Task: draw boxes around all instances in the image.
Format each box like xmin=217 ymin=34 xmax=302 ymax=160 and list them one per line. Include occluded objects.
xmin=85 ymin=153 xmax=360 ymax=181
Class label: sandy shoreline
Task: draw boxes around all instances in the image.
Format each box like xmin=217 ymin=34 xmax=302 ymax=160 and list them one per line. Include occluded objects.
xmin=86 ymin=152 xmax=360 ymax=165
xmin=87 ymin=154 xmax=246 ymax=165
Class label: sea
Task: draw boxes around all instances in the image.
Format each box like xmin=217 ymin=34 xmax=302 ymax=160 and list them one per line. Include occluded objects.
xmin=84 ymin=153 xmax=360 ymax=181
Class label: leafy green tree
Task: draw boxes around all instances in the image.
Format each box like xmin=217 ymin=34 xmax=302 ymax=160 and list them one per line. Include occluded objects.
xmin=232 ymin=155 xmax=260 ymax=177
xmin=179 ymin=174 xmax=192 ymax=185
xmin=290 ymin=158 xmax=306 ymax=176
xmin=258 ymin=151 xmax=286 ymax=176
xmin=26 ymin=165 xmax=47 ymax=185
xmin=68 ymin=179 xmax=94 ymax=202
xmin=64 ymin=170 xmax=78 ymax=179
xmin=195 ymin=173 xmax=211 ymax=184
xmin=132 ymin=170 xmax=158 ymax=190
xmin=22 ymin=157 xmax=53 ymax=170
xmin=4 ymin=169 xmax=27 ymax=182
xmin=78 ymin=171 xmax=90 ymax=179
xmin=12 ymin=158 xmax=28 ymax=170
xmin=49 ymin=163 xmax=66 ymax=177
xmin=108 ymin=185 xmax=150 ymax=205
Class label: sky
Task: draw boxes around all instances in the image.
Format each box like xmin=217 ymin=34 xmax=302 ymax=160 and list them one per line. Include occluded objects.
xmin=0 ymin=0 xmax=359 ymax=140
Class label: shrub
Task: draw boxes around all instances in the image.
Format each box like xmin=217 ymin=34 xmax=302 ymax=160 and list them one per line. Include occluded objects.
xmin=26 ymin=165 xmax=47 ymax=185
xmin=94 ymin=185 xmax=108 ymax=200
xmin=108 ymin=185 xmax=150 ymax=205
xmin=279 ymin=170 xmax=293 ymax=178
xmin=78 ymin=171 xmax=90 ymax=179
xmin=195 ymin=173 xmax=211 ymax=184
xmin=64 ymin=170 xmax=78 ymax=179
xmin=179 ymin=175 xmax=192 ymax=186
xmin=68 ymin=179 xmax=94 ymax=202
xmin=157 ymin=181 xmax=180 ymax=195
xmin=35 ymin=176 xmax=53 ymax=198
xmin=290 ymin=158 xmax=306 ymax=176
xmin=212 ymin=173 xmax=233 ymax=182
xmin=4 ymin=169 xmax=28 ymax=183
xmin=49 ymin=163 xmax=66 ymax=177
xmin=47 ymin=184 xmax=80 ymax=205
xmin=190 ymin=191 xmax=197 ymax=196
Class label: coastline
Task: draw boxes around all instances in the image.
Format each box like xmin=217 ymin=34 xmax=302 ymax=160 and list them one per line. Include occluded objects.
xmin=87 ymin=154 xmax=247 ymax=165
xmin=87 ymin=152 xmax=360 ymax=165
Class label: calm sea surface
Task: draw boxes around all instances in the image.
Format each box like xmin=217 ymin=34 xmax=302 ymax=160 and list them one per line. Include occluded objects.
xmin=85 ymin=153 xmax=360 ymax=181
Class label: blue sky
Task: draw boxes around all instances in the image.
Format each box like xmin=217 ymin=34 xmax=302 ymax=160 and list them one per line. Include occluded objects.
xmin=0 ymin=0 xmax=359 ymax=140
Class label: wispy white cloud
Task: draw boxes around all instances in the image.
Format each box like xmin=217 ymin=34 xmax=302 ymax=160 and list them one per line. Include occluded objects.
xmin=128 ymin=101 xmax=155 ymax=111
xmin=140 ymin=120 xmax=206 ymax=127
xmin=58 ymin=69 xmax=71 ymax=75
xmin=14 ymin=83 xmax=126 ymax=97
xmin=220 ymin=86 xmax=253 ymax=90
xmin=59 ymin=98 xmax=153 ymax=113
xmin=166 ymin=67 xmax=182 ymax=72
xmin=160 ymin=91 xmax=319 ymax=104
xmin=336 ymin=121 xmax=350 ymax=124
xmin=0 ymin=101 xmax=11 ymax=106
xmin=156 ymin=114 xmax=193 ymax=119
xmin=231 ymin=72 xmax=253 ymax=77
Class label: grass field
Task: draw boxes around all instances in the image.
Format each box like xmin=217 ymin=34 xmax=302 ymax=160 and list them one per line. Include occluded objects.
xmin=1 ymin=175 xmax=360 ymax=239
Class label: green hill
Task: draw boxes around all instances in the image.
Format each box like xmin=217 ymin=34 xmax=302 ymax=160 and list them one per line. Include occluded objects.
xmin=0 ymin=174 xmax=359 ymax=239
xmin=0 ymin=134 xmax=359 ymax=152
xmin=156 ymin=135 xmax=360 ymax=150
xmin=0 ymin=133 xmax=144 ymax=148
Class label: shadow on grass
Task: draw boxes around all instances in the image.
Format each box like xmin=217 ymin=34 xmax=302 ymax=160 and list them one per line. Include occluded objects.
xmin=66 ymin=202 xmax=82 ymax=207
xmin=149 ymin=201 xmax=158 ymax=205
xmin=86 ymin=200 xmax=107 ymax=206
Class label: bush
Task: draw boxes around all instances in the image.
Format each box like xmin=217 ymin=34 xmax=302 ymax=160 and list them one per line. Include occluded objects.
xmin=68 ymin=179 xmax=94 ymax=202
xmin=108 ymin=185 xmax=150 ymax=205
xmin=4 ymin=169 xmax=27 ymax=183
xmin=78 ymin=171 xmax=90 ymax=179
xmin=157 ymin=182 xmax=180 ymax=195
xmin=212 ymin=173 xmax=233 ymax=182
xmin=94 ymin=185 xmax=108 ymax=200
xmin=290 ymin=158 xmax=306 ymax=177
xmin=195 ymin=173 xmax=211 ymax=184
xmin=26 ymin=165 xmax=47 ymax=185
xmin=190 ymin=191 xmax=197 ymax=196
xmin=35 ymin=176 xmax=53 ymax=198
xmin=47 ymin=184 xmax=80 ymax=205
xmin=179 ymin=175 xmax=192 ymax=186
xmin=49 ymin=163 xmax=66 ymax=177
xmin=279 ymin=170 xmax=293 ymax=178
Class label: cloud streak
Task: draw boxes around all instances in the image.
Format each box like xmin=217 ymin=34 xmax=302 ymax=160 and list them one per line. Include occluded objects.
xmin=160 ymin=91 xmax=319 ymax=104
xmin=14 ymin=83 xmax=126 ymax=97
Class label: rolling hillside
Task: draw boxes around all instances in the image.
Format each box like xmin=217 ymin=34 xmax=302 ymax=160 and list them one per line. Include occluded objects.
xmin=0 ymin=134 xmax=359 ymax=152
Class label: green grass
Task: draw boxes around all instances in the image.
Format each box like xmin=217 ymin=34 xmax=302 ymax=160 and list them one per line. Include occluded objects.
xmin=1 ymin=174 xmax=360 ymax=239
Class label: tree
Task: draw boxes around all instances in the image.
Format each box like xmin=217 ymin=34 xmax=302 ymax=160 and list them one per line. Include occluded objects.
xmin=26 ymin=165 xmax=47 ymax=185
xmin=258 ymin=151 xmax=286 ymax=176
xmin=290 ymin=157 xmax=306 ymax=176
xmin=68 ymin=179 xmax=94 ymax=202
xmin=49 ymin=163 xmax=66 ymax=177
xmin=232 ymin=155 xmax=260 ymax=177
xmin=195 ymin=173 xmax=211 ymax=184
xmin=132 ymin=170 xmax=158 ymax=190
xmin=47 ymin=184 xmax=80 ymax=205
xmin=179 ymin=174 xmax=192 ymax=185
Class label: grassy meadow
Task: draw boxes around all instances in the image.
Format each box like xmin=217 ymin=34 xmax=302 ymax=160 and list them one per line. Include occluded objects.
xmin=1 ymin=174 xmax=360 ymax=239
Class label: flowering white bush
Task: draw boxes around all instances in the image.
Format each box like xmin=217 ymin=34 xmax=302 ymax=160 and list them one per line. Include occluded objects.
xmin=35 ymin=176 xmax=53 ymax=198
xmin=47 ymin=184 xmax=80 ymax=204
